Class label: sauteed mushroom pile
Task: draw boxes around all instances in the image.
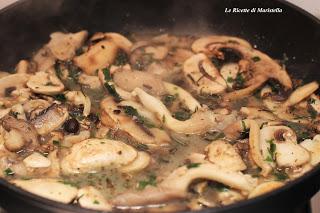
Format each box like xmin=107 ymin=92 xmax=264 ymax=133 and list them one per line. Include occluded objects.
xmin=0 ymin=31 xmax=319 ymax=212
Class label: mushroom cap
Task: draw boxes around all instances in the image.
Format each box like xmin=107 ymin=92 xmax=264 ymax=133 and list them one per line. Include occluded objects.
xmin=0 ymin=74 xmax=30 ymax=97
xmin=60 ymin=138 xmax=138 ymax=174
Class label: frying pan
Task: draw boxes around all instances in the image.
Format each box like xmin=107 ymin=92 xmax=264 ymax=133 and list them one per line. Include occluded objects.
xmin=0 ymin=0 xmax=319 ymax=212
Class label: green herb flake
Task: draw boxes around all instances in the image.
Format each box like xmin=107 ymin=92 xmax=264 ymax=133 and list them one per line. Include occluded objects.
xmin=251 ymin=56 xmax=261 ymax=62
xmin=265 ymin=139 xmax=276 ymax=162
xmin=53 ymin=140 xmax=60 ymax=146
xmin=308 ymin=98 xmax=316 ymax=104
xmin=273 ymin=170 xmax=289 ymax=181
xmin=137 ymin=175 xmax=157 ymax=190
xmin=54 ymin=94 xmax=66 ymax=102
xmin=104 ymin=83 xmax=122 ymax=102
xmin=4 ymin=168 xmax=14 ymax=176
xmin=226 ymin=76 xmax=234 ymax=83
xmin=93 ymin=200 xmax=100 ymax=205
xmin=186 ymin=163 xmax=201 ymax=169
xmin=58 ymin=180 xmax=80 ymax=187
xmin=102 ymin=67 xmax=112 ymax=82
xmin=173 ymin=111 xmax=191 ymax=121
xmin=308 ymin=107 xmax=318 ymax=119
xmin=234 ymin=73 xmax=245 ymax=88
xmin=162 ymin=94 xmax=177 ymax=107
xmin=122 ymin=105 xmax=155 ymax=128
xmin=114 ymin=50 xmax=129 ymax=66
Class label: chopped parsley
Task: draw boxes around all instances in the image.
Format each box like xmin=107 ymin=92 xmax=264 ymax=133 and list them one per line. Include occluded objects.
xmin=4 ymin=168 xmax=14 ymax=176
xmin=273 ymin=170 xmax=289 ymax=181
xmin=226 ymin=76 xmax=234 ymax=83
xmin=162 ymin=94 xmax=177 ymax=107
xmin=122 ymin=105 xmax=155 ymax=128
xmin=93 ymin=200 xmax=100 ymax=205
xmin=104 ymin=83 xmax=122 ymax=102
xmin=308 ymin=98 xmax=316 ymax=104
xmin=54 ymin=94 xmax=66 ymax=102
xmin=173 ymin=110 xmax=191 ymax=121
xmin=102 ymin=67 xmax=112 ymax=81
xmin=308 ymin=107 xmax=318 ymax=119
xmin=52 ymin=140 xmax=60 ymax=146
xmin=251 ymin=56 xmax=261 ymax=62
xmin=233 ymin=73 xmax=245 ymax=89
xmin=186 ymin=163 xmax=201 ymax=169
xmin=265 ymin=139 xmax=276 ymax=163
xmin=137 ymin=175 xmax=157 ymax=190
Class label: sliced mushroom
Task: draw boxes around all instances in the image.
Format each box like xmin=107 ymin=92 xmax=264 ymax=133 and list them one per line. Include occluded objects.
xmin=27 ymin=68 xmax=64 ymax=95
xmin=65 ymin=91 xmax=91 ymax=116
xmin=15 ymin=60 xmax=30 ymax=74
xmin=191 ymin=35 xmax=252 ymax=53
xmin=119 ymin=151 xmax=151 ymax=173
xmin=113 ymin=68 xmax=166 ymax=96
xmin=47 ymin=31 xmax=88 ymax=61
xmin=11 ymin=178 xmax=78 ymax=204
xmin=31 ymin=104 xmax=68 ymax=135
xmin=163 ymin=82 xmax=201 ymax=112
xmin=248 ymin=120 xmax=273 ymax=177
xmin=62 ymin=130 xmax=91 ymax=147
xmin=183 ymin=53 xmax=227 ymax=95
xmin=112 ymin=186 xmax=185 ymax=207
xmin=2 ymin=115 xmax=38 ymax=152
xmin=23 ymin=152 xmax=51 ymax=168
xmin=192 ymin=36 xmax=292 ymax=91
xmin=73 ymin=40 xmax=118 ymax=75
xmin=60 ymin=138 xmax=138 ymax=174
xmin=23 ymin=99 xmax=51 ymax=120
xmin=248 ymin=181 xmax=284 ymax=198
xmin=161 ymin=163 xmax=257 ymax=194
xmin=133 ymin=88 xmax=217 ymax=134
xmin=260 ymin=125 xmax=310 ymax=167
xmin=118 ymin=100 xmax=162 ymax=127
xmin=299 ymin=135 xmax=320 ymax=166
xmin=3 ymin=129 xmax=25 ymax=152
xmin=0 ymin=74 xmax=30 ymax=97
xmin=100 ymin=97 xmax=171 ymax=149
xmin=104 ymin=32 xmax=133 ymax=53
xmin=282 ymin=81 xmax=319 ymax=108
xmin=77 ymin=186 xmax=112 ymax=211
xmin=78 ymin=73 xmax=103 ymax=89
xmin=205 ymin=140 xmax=247 ymax=171
xmin=240 ymin=107 xmax=278 ymax=120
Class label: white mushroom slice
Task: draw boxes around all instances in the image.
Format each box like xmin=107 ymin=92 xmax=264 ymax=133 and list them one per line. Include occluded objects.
xmin=47 ymin=31 xmax=88 ymax=60
xmin=73 ymin=40 xmax=118 ymax=75
xmin=65 ymin=91 xmax=91 ymax=116
xmin=77 ymin=186 xmax=112 ymax=211
xmin=23 ymin=99 xmax=51 ymax=120
xmin=61 ymin=138 xmax=137 ymax=174
xmin=11 ymin=104 xmax=26 ymax=120
xmin=260 ymin=125 xmax=310 ymax=167
xmin=183 ymin=53 xmax=227 ymax=95
xmin=27 ymin=69 xmax=64 ymax=95
xmin=119 ymin=151 xmax=151 ymax=173
xmin=134 ymin=88 xmax=217 ymax=134
xmin=240 ymin=107 xmax=277 ymax=120
xmin=78 ymin=73 xmax=103 ymax=89
xmin=163 ymin=82 xmax=201 ymax=112
xmin=11 ymin=179 xmax=78 ymax=203
xmin=62 ymin=130 xmax=90 ymax=147
xmin=161 ymin=163 xmax=257 ymax=194
xmin=301 ymin=135 xmax=320 ymax=166
xmin=31 ymin=104 xmax=69 ymax=135
xmin=32 ymin=47 xmax=56 ymax=72
xmin=248 ymin=120 xmax=273 ymax=177
xmin=205 ymin=140 xmax=247 ymax=171
xmin=248 ymin=181 xmax=284 ymax=198
xmin=144 ymin=46 xmax=168 ymax=60
xmin=119 ymin=100 xmax=161 ymax=127
xmin=215 ymin=189 xmax=245 ymax=205
xmin=283 ymin=82 xmax=319 ymax=108
xmin=0 ymin=74 xmax=29 ymax=97
xmin=23 ymin=152 xmax=51 ymax=168
xmin=4 ymin=129 xmax=25 ymax=152
xmin=100 ymin=97 xmax=171 ymax=148
xmin=191 ymin=35 xmax=252 ymax=53
xmin=104 ymin=32 xmax=133 ymax=53
xmin=220 ymin=63 xmax=239 ymax=88
xmin=15 ymin=60 xmax=30 ymax=74
xmin=113 ymin=69 xmax=166 ymax=96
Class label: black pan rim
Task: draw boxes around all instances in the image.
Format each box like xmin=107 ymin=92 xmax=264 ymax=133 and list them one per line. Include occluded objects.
xmin=0 ymin=0 xmax=319 ymax=212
